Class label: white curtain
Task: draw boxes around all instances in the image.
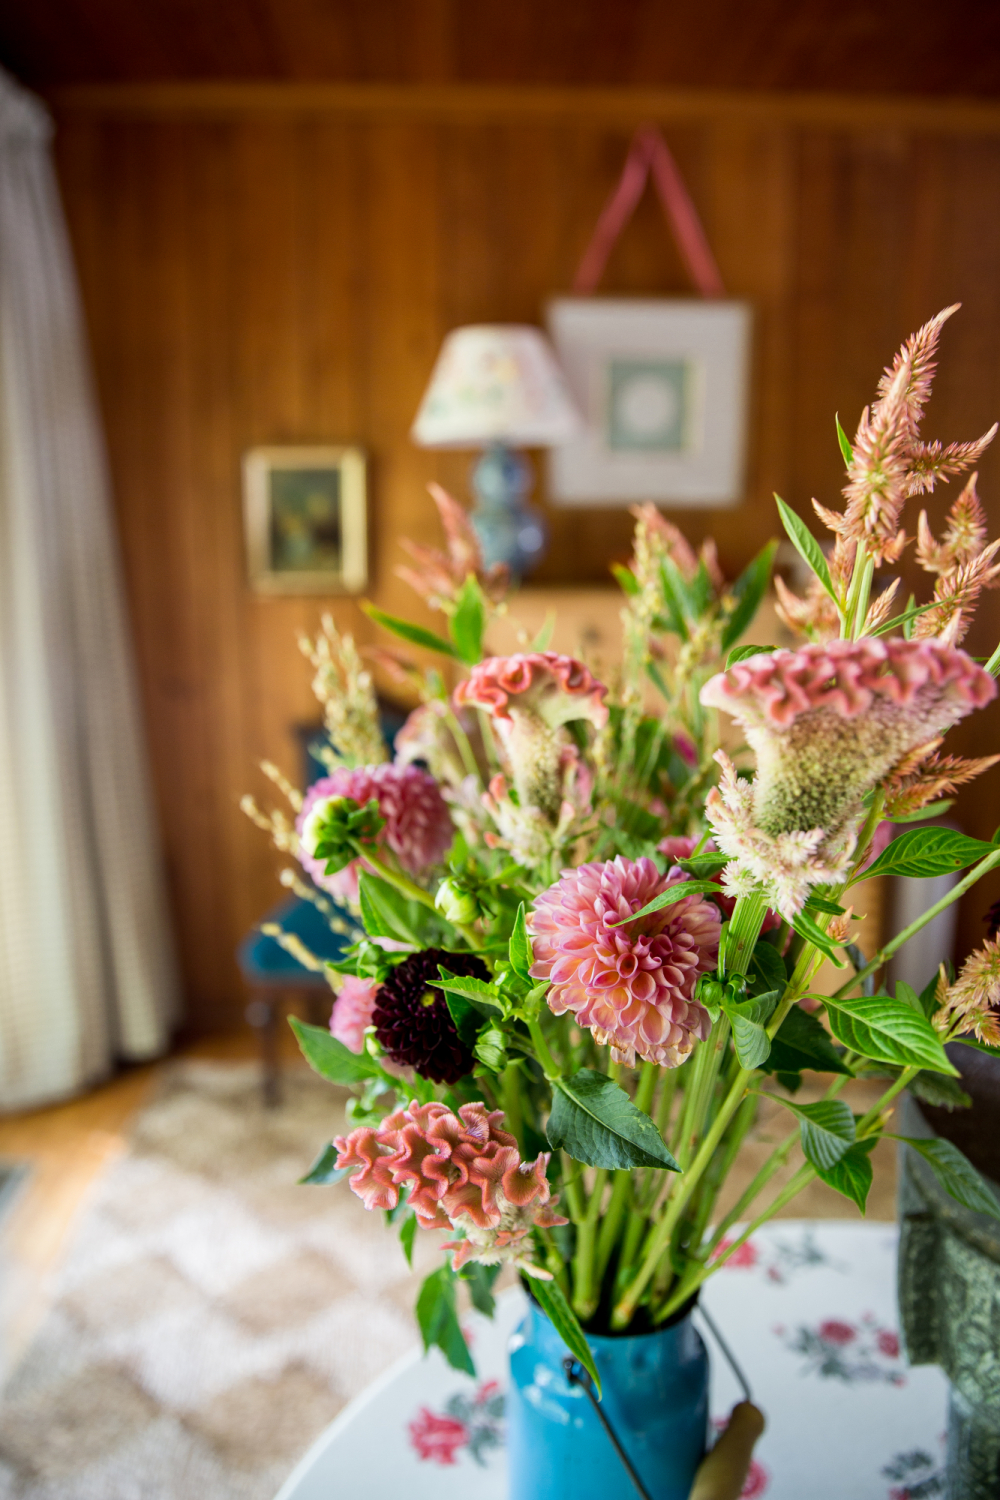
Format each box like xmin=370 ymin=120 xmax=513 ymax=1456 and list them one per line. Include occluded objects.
xmin=0 ymin=67 xmax=179 ymax=1109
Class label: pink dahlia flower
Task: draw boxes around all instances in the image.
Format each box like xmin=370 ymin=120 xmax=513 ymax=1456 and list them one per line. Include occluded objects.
xmin=334 ymin=1101 xmax=566 ymax=1274
xmin=528 ymin=856 xmax=720 ymax=1068
xmin=296 ymin=763 xmax=453 ymax=901
xmin=329 ymin=975 xmax=380 ymax=1054
xmin=701 ymin=638 xmax=994 ymax=847
xmin=454 ymin=653 xmax=607 ymax=823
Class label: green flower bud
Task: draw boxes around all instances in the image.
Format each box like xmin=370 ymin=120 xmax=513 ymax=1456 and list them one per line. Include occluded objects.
xmin=434 ymin=878 xmax=480 ymax=926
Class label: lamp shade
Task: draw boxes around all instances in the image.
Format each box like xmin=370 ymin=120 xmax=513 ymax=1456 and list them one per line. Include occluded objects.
xmin=411 ymin=324 xmax=583 ymax=449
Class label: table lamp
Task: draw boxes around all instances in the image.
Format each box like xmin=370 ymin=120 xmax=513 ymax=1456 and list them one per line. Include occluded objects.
xmin=411 ymin=324 xmax=582 ymax=579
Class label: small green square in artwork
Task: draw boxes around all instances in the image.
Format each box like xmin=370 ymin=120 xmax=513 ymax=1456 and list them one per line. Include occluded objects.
xmin=606 ymin=359 xmax=690 ymax=452
xmin=269 ymin=468 xmax=342 ymax=574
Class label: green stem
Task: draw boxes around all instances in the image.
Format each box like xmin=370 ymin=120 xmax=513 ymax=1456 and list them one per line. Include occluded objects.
xmin=986 ymin=638 xmax=1000 ymax=677
xmin=526 ymin=1018 xmax=561 ymax=1081
xmin=838 ymin=847 xmax=1000 ymax=997
xmin=595 ymin=1171 xmax=631 ymax=1283
xmin=701 ymin=1125 xmax=799 ymax=1261
xmin=572 ymin=1168 xmax=607 ymax=1319
xmin=358 ymin=849 xmax=480 ymax=948
xmin=501 ymin=1061 xmax=524 ymax=1149
xmin=443 ymin=707 xmax=482 ymax=783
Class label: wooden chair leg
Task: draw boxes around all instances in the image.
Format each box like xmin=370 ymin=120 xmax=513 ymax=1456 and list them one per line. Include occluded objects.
xmin=245 ymin=991 xmax=282 ymax=1107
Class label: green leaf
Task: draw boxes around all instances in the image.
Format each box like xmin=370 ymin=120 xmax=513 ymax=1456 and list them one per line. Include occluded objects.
xmin=290 ymin=1017 xmax=378 ymax=1085
xmin=898 ymin=1136 xmax=1000 ymax=1220
xmin=723 ymin=990 xmax=779 ymax=1070
xmin=748 ymin=940 xmax=788 ymax=997
xmin=531 ymin=610 xmax=557 ymax=650
xmin=415 ymin=1264 xmax=475 ymax=1375
xmin=890 ymin=800 xmax=955 ymax=824
xmin=547 ymin=1069 xmax=679 ymax=1171
xmin=816 ymin=1138 xmax=875 ymax=1213
xmin=784 ymin=1098 xmax=856 ymax=1170
xmin=763 ymin=1004 xmax=852 ymax=1077
xmin=450 ymin=575 xmax=487 ymax=665
xmin=954 ymin=1036 xmax=1000 ymax=1060
xmin=444 ymin=991 xmax=482 ymax=1048
xmin=611 ymin=562 xmax=640 ymax=597
xmin=774 ymin=494 xmax=839 ymax=608
xmin=861 ymin=826 xmax=1000 ymax=881
xmin=362 ymin=602 xmax=459 ymax=659
xmin=835 ymin=413 xmax=854 ymax=469
xmin=675 ymin=853 xmax=729 ymax=880
xmin=657 ymin=559 xmax=690 ymax=640
xmin=791 ymin=909 xmax=845 ymax=966
xmin=399 ymin=1212 xmax=418 ymax=1267
xmin=725 ymin=643 xmax=777 ymax=669
xmin=824 ymin=995 xmax=958 ymax=1074
xmin=720 ymin=540 xmax=779 ymax=651
xmin=529 ymin=1277 xmax=601 ymax=1394
xmin=432 ymin=970 xmax=503 ymax=1010
xmin=473 ymin=1024 xmax=508 ymax=1071
xmin=509 ymin=904 xmax=533 ymax=982
xmin=357 ymin=871 xmax=420 ymax=946
xmin=606 ymin=879 xmax=723 ymax=928
xmin=804 ymin=896 xmax=846 ymax=917
xmin=459 ymin=1261 xmax=501 ymax=1317
xmin=909 ymin=1071 xmax=972 ymax=1111
xmin=299 ymin=1142 xmax=349 ymax=1185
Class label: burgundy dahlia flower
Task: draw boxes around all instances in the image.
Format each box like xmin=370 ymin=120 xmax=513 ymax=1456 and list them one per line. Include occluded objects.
xmin=334 ymin=1100 xmax=566 ymax=1274
xmin=296 ymin=763 xmax=453 ymax=901
xmin=373 ymin=948 xmax=488 ymax=1084
xmin=528 ymin=856 xmax=720 ymax=1068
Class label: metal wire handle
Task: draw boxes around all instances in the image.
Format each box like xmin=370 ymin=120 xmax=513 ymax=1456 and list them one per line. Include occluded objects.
xmin=562 ymin=1308 xmax=755 ymax=1500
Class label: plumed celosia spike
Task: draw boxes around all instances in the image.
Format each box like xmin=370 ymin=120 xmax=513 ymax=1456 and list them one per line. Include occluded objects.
xmin=629 ymin=502 xmax=700 ymax=580
xmin=455 ymin=652 xmax=609 ymax=730
xmin=296 ymin=763 xmax=454 ymax=901
xmin=860 ymin=578 xmax=902 ymax=636
xmin=884 ymin=748 xmax=1000 ymax=820
xmin=396 ymin=483 xmax=509 ymax=609
xmin=528 ymin=856 xmax=719 ymax=1068
xmin=842 ymin=369 xmax=912 ymax=562
xmin=876 ymin=304 xmax=958 ymax=440
xmin=913 ymin=541 xmax=1000 ymax=645
xmin=700 ymin=639 xmax=996 ymax=914
xmin=917 ymin=474 xmax=991 ymax=577
xmin=774 ymin=574 xmax=840 ymax=641
xmin=330 ymin=975 xmax=380 ymax=1054
xmin=934 ymin=938 xmax=1000 ymax=1047
xmin=906 ymin=429 xmax=998 ymax=497
xmin=334 ymin=1100 xmax=566 ymax=1273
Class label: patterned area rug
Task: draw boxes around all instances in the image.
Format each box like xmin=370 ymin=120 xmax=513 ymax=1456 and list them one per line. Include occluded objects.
xmin=0 ymin=1062 xmax=439 ymax=1500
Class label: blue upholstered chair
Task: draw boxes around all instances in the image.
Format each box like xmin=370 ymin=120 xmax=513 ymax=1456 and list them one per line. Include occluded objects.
xmin=237 ymin=706 xmax=408 ymax=1104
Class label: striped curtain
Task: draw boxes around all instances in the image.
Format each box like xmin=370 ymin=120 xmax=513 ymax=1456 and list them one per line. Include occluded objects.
xmin=0 ymin=67 xmax=178 ymax=1108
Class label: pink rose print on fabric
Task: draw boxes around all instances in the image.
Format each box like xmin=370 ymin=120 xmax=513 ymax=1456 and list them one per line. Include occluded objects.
xmin=779 ymin=1312 xmax=906 ymax=1384
xmin=882 ymin=1445 xmax=945 ymax=1498
xmin=712 ymin=1228 xmax=836 ymax=1284
xmin=408 ymin=1382 xmax=505 ymax=1467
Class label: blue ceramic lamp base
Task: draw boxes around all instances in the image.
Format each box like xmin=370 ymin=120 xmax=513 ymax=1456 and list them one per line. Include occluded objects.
xmin=469 ymin=443 xmax=548 ymax=582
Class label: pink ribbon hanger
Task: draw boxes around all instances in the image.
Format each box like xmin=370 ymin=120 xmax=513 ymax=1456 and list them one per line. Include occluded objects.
xmin=572 ymin=125 xmax=726 ymax=299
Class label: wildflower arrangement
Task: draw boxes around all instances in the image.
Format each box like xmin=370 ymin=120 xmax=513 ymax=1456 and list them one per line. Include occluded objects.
xmin=247 ymin=308 xmax=1000 ymax=1385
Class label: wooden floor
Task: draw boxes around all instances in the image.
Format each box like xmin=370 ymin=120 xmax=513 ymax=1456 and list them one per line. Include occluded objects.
xmin=0 ymin=1031 xmax=897 ymax=1382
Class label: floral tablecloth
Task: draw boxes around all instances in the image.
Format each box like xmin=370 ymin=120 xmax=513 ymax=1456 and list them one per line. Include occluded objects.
xmin=274 ymin=1221 xmax=948 ymax=1500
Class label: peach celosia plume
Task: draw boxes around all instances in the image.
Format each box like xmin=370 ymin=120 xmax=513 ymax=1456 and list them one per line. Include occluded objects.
xmin=334 ymin=1101 xmax=565 ymax=1274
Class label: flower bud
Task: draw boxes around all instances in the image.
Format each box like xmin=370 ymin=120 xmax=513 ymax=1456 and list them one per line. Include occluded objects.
xmin=435 ymin=878 xmax=480 ymax=926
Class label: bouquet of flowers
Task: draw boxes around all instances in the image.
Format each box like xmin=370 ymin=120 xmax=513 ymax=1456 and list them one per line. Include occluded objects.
xmin=246 ymin=307 xmax=1000 ymax=1389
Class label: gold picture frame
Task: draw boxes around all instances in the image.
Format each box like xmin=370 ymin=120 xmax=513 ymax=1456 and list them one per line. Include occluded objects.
xmin=242 ymin=445 xmax=368 ymax=596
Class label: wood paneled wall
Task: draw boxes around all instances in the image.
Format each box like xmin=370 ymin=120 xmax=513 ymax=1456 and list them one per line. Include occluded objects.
xmin=51 ymin=86 xmax=1000 ymax=1030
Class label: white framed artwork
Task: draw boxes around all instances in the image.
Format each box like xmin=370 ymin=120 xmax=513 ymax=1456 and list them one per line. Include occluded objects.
xmin=546 ymin=298 xmax=752 ymax=506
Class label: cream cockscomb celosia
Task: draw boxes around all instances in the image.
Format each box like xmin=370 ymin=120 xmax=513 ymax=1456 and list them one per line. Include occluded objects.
xmin=455 ymin=652 xmax=608 ymax=865
xmin=528 ymin=856 xmax=720 ymax=1068
xmin=700 ymin=637 xmax=996 ymax=918
xmin=933 ymin=940 xmax=1000 ymax=1047
xmin=334 ymin=1101 xmax=566 ymax=1275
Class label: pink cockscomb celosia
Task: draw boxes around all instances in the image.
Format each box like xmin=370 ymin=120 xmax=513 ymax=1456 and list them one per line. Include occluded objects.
xmin=334 ymin=1101 xmax=566 ymax=1275
xmin=296 ymin=763 xmax=454 ymax=902
xmin=329 ymin=975 xmax=380 ymax=1054
xmin=454 ymin=653 xmax=608 ymax=858
xmin=700 ymin=637 xmax=995 ymax=916
xmin=528 ymin=856 xmax=720 ymax=1069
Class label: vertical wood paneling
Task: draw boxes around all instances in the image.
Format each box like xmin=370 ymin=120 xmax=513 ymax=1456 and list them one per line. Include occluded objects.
xmin=51 ymin=95 xmax=1000 ymax=1028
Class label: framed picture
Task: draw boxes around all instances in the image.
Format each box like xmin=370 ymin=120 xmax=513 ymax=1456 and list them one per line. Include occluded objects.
xmin=546 ymin=298 xmax=752 ymax=506
xmin=242 ymin=445 xmax=368 ymax=596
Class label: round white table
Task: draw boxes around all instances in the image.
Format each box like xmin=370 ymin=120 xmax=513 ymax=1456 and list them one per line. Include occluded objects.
xmin=275 ymin=1221 xmax=948 ymax=1500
